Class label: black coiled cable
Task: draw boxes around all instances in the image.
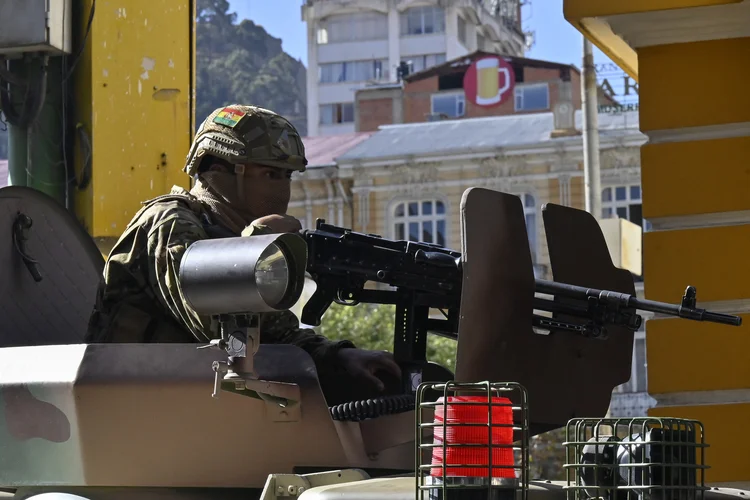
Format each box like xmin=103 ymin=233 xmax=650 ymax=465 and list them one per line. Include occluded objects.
xmin=329 ymin=394 xmax=416 ymax=422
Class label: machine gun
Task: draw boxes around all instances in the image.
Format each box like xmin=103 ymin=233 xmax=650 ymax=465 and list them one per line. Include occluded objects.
xmin=178 ymin=215 xmax=741 ymax=401
xmin=299 ymin=219 xmax=742 ymax=391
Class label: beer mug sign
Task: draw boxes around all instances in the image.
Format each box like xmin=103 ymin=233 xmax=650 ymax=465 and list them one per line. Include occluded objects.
xmin=463 ymin=56 xmax=516 ymax=108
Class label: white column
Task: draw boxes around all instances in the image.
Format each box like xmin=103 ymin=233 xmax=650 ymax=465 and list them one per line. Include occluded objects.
xmin=356 ymin=190 xmax=371 ymax=232
xmin=558 ymin=174 xmax=571 ymax=206
xmin=306 ymin=15 xmax=320 ymax=137
xmin=325 ymin=179 xmax=335 ymax=222
xmin=337 ymin=199 xmax=344 ymax=226
xmin=388 ymin=5 xmax=400 ymax=82
xmin=444 ymin=4 xmax=461 ymax=60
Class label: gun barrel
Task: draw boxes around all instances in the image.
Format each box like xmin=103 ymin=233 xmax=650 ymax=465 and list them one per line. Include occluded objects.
xmin=536 ymin=279 xmax=743 ymax=327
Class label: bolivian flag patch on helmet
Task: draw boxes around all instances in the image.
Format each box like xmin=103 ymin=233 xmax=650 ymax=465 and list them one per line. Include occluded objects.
xmin=213 ymin=107 xmax=246 ymax=128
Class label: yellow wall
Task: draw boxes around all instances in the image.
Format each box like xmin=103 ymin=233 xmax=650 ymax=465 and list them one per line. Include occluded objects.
xmin=73 ymin=0 xmax=196 ymax=243
xmin=564 ymin=0 xmax=750 ymax=483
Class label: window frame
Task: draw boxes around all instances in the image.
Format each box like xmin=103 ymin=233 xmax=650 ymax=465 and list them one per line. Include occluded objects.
xmin=601 ymin=183 xmax=642 ymax=223
xmin=514 ymin=83 xmax=550 ymax=112
xmin=318 ymin=59 xmax=388 ymax=84
xmin=316 ymin=11 xmax=389 ymax=45
xmin=389 ymin=196 xmax=450 ymax=247
xmin=399 ymin=6 xmax=446 ymax=36
xmin=430 ymin=91 xmax=466 ymax=118
xmin=319 ymin=102 xmax=355 ymax=125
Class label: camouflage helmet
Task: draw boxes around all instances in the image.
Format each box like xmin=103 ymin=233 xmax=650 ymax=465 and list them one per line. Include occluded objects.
xmin=184 ymin=104 xmax=307 ymax=176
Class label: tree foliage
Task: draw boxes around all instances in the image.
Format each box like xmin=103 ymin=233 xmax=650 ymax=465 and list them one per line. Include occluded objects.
xmin=195 ymin=0 xmax=307 ymax=135
xmin=317 ymin=302 xmax=567 ymax=479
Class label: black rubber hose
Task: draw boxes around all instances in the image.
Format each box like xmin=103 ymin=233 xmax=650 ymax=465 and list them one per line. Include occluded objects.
xmin=329 ymin=394 xmax=415 ymax=422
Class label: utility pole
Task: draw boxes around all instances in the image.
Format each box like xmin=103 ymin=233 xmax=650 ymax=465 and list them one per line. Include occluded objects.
xmin=581 ymin=37 xmax=601 ymax=218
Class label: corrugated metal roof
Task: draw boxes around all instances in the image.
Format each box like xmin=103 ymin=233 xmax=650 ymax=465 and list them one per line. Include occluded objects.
xmin=301 ymin=131 xmax=375 ymax=167
xmin=336 ymin=110 xmax=643 ymax=163
xmin=0 ymin=160 xmax=7 ymax=187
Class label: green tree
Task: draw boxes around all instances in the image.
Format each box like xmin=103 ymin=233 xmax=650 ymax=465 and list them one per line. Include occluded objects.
xmin=317 ymin=302 xmax=456 ymax=371
xmin=195 ymin=0 xmax=307 ymax=134
xmin=317 ymin=302 xmax=568 ymax=479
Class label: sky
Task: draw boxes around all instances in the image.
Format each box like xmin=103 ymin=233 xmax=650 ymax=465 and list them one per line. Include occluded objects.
xmin=226 ymin=0 xmax=637 ymax=102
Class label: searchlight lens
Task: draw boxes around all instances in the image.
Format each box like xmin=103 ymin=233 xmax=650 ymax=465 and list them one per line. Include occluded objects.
xmin=255 ymin=243 xmax=290 ymax=307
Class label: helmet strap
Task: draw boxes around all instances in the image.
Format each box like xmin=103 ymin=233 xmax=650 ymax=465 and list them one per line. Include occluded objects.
xmin=234 ymin=164 xmax=246 ymax=203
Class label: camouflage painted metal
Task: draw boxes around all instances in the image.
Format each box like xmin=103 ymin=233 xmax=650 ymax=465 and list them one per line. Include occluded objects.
xmin=0 ymin=343 xmax=416 ymax=489
xmin=183 ymin=105 xmax=308 ymax=177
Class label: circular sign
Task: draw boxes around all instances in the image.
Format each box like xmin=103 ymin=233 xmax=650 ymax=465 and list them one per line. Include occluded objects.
xmin=463 ymin=56 xmax=516 ymax=108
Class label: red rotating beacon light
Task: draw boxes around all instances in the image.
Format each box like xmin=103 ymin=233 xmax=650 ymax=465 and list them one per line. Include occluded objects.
xmin=429 ymin=395 xmax=517 ymax=499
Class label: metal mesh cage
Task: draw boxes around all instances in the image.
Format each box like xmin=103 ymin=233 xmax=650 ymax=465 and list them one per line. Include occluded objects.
xmin=563 ymin=417 xmax=709 ymax=500
xmin=415 ymin=381 xmax=530 ymax=500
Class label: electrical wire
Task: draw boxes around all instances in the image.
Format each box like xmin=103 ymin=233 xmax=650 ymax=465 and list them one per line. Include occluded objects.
xmin=63 ymin=0 xmax=96 ymax=83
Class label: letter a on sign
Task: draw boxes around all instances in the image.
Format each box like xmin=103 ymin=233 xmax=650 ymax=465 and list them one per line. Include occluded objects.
xmin=463 ymin=56 xmax=516 ymax=108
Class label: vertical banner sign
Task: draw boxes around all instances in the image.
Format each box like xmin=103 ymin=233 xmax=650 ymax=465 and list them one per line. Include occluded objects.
xmin=463 ymin=56 xmax=516 ymax=108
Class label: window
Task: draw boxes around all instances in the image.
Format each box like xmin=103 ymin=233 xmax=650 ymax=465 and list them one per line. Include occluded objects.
xmin=317 ymin=12 xmax=388 ymax=44
xmin=393 ymin=199 xmax=447 ymax=247
xmin=602 ymin=184 xmax=642 ymax=227
xmin=400 ymin=6 xmax=446 ymax=36
xmin=319 ymin=59 xmax=388 ymax=83
xmin=402 ymin=53 xmax=446 ymax=73
xmin=320 ymin=103 xmax=354 ymax=125
xmin=431 ymin=92 xmax=465 ymax=118
xmin=514 ymin=83 xmax=549 ymax=112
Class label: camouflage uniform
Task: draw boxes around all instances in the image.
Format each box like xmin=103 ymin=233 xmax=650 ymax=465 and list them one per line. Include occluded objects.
xmin=85 ymin=105 xmax=355 ymax=369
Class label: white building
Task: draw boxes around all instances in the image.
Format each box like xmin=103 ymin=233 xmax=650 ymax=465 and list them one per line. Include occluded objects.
xmin=301 ymin=0 xmax=530 ymax=136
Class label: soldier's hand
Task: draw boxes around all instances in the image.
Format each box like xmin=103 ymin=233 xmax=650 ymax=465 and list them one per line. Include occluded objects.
xmin=335 ymin=348 xmax=402 ymax=392
xmin=253 ymin=214 xmax=302 ymax=234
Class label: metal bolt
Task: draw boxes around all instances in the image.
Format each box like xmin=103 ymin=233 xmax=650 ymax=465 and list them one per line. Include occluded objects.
xmin=298 ymin=487 xmax=305 ymax=494
xmin=288 ymin=485 xmax=297 ymax=494
xmin=277 ymin=486 xmax=284 ymax=494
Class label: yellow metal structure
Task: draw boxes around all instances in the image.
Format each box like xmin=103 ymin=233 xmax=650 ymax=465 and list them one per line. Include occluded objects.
xmin=72 ymin=0 xmax=197 ymax=252
xmin=564 ymin=0 xmax=750 ymax=485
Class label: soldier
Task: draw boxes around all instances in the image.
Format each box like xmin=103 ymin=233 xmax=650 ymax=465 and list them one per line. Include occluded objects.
xmin=86 ymin=104 xmax=401 ymax=404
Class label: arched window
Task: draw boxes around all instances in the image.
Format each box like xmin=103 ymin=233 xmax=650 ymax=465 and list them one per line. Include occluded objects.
xmin=392 ymin=199 xmax=447 ymax=247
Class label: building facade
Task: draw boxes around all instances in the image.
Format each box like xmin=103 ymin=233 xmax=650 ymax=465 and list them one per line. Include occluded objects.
xmin=355 ymin=51 xmax=620 ymax=132
xmin=289 ymin=109 xmax=655 ymax=416
xmin=301 ymin=0 xmax=530 ymax=136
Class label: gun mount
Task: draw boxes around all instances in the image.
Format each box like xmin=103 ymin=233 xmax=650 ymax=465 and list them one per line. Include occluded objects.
xmin=178 ymin=232 xmax=308 ymax=402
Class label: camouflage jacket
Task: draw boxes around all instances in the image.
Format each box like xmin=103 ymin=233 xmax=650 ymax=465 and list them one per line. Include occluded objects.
xmin=85 ymin=186 xmax=355 ymax=366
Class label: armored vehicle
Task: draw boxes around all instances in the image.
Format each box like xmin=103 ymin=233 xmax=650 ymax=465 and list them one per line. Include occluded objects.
xmin=0 ymin=185 xmax=744 ymax=500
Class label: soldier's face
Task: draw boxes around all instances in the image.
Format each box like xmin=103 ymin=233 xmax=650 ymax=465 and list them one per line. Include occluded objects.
xmin=239 ymin=163 xmax=292 ymax=216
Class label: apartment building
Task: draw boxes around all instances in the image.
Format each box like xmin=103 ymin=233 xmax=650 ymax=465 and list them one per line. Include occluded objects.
xmin=301 ymin=0 xmax=530 ymax=136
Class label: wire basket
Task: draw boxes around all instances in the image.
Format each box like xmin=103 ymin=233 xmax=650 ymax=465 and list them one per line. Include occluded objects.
xmin=415 ymin=381 xmax=530 ymax=500
xmin=563 ymin=417 xmax=709 ymax=500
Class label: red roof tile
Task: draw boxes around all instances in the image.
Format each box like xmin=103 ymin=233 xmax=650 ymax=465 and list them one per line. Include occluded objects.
xmin=301 ymin=132 xmax=375 ymax=168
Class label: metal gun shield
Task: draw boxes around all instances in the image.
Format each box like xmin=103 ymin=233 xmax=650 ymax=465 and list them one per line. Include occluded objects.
xmin=0 ymin=186 xmax=104 ymax=347
xmin=453 ymin=188 xmax=635 ymax=435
